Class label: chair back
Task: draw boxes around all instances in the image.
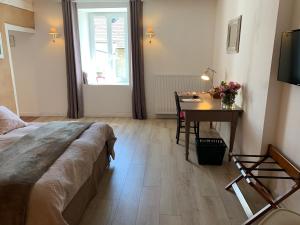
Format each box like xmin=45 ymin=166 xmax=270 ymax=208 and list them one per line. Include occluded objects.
xmin=174 ymin=91 xmax=181 ymax=117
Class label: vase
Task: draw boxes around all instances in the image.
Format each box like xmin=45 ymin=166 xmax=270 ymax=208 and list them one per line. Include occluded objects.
xmin=222 ymin=93 xmax=236 ymax=109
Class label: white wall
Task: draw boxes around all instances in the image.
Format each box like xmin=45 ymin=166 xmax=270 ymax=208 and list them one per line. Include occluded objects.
xmin=276 ymin=0 xmax=300 ymax=168
xmin=272 ymin=0 xmax=300 ymax=212
xmin=11 ymin=0 xmax=217 ymax=117
xmin=212 ymin=0 xmax=280 ymax=155
xmin=82 ymin=0 xmax=217 ymax=117
xmin=11 ymin=31 xmax=39 ymax=115
xmin=213 ymin=0 xmax=300 ymax=213
xmin=261 ymin=0 xmax=293 ymax=153
xmin=144 ymin=0 xmax=217 ymax=116
xmin=82 ymin=85 xmax=132 ymax=117
xmin=11 ymin=0 xmax=68 ymax=116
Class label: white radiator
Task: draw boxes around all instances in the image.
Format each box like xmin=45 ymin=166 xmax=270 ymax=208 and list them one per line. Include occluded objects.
xmin=153 ymin=75 xmax=212 ymax=114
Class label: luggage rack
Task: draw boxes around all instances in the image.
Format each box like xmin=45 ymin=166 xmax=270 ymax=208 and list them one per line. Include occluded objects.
xmin=225 ymin=144 xmax=300 ymax=225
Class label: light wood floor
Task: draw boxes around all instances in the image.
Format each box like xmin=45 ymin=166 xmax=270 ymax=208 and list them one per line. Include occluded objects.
xmin=34 ymin=117 xmax=266 ymax=225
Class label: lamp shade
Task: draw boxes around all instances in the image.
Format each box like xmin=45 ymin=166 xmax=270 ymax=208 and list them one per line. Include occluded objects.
xmin=147 ymin=26 xmax=154 ymax=33
xmin=49 ymin=27 xmax=58 ymax=34
xmin=201 ymin=74 xmax=210 ymax=81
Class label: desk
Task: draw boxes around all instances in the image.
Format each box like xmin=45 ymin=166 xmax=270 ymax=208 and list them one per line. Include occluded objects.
xmin=181 ymin=93 xmax=243 ymax=161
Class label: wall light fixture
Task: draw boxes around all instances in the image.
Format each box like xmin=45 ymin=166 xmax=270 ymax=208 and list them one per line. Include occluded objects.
xmin=48 ymin=27 xmax=59 ymax=43
xmin=146 ymin=26 xmax=155 ymax=44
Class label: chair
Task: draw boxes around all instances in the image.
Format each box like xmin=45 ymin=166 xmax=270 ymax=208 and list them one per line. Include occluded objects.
xmin=174 ymin=91 xmax=200 ymax=144
xmin=258 ymin=209 xmax=300 ymax=225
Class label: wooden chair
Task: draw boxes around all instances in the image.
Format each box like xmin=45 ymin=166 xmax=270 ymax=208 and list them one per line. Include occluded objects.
xmin=258 ymin=209 xmax=300 ymax=225
xmin=225 ymin=145 xmax=300 ymax=225
xmin=174 ymin=91 xmax=200 ymax=144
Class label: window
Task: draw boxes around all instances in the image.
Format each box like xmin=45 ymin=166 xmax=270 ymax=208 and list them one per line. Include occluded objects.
xmin=78 ymin=8 xmax=129 ymax=85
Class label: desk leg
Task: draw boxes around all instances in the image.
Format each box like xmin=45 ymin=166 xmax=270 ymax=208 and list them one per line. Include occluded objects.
xmin=185 ymin=119 xmax=190 ymax=161
xmin=229 ymin=113 xmax=239 ymax=161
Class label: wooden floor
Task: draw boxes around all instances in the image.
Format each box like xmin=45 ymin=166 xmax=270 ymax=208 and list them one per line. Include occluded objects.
xmin=34 ymin=117 xmax=266 ymax=225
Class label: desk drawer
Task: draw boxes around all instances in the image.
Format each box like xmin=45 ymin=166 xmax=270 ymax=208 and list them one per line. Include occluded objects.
xmin=185 ymin=111 xmax=235 ymax=122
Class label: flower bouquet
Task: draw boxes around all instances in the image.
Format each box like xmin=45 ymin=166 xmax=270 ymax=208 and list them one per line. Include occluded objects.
xmin=208 ymin=87 xmax=222 ymax=99
xmin=219 ymin=81 xmax=241 ymax=108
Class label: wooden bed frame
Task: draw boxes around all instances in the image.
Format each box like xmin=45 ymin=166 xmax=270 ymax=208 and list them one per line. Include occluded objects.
xmin=63 ymin=145 xmax=110 ymax=225
xmin=226 ymin=144 xmax=300 ymax=225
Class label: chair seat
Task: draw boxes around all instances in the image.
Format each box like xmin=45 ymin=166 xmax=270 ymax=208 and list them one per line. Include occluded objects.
xmin=180 ymin=111 xmax=185 ymax=119
xmin=175 ymin=91 xmax=199 ymax=144
xmin=259 ymin=209 xmax=300 ymax=225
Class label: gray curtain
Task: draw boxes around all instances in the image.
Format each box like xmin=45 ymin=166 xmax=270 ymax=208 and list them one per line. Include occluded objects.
xmin=62 ymin=0 xmax=84 ymax=119
xmin=130 ymin=0 xmax=147 ymax=120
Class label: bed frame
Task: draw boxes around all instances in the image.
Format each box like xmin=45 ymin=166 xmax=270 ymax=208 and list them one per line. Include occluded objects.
xmin=63 ymin=145 xmax=110 ymax=225
xmin=225 ymin=144 xmax=300 ymax=225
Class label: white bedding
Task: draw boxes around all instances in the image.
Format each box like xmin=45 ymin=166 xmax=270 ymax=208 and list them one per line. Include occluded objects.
xmin=0 ymin=122 xmax=115 ymax=225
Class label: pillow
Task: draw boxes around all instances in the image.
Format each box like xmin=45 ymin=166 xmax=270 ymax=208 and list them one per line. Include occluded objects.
xmin=0 ymin=106 xmax=26 ymax=135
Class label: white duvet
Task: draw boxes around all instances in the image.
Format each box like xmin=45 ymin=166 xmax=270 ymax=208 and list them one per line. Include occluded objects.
xmin=0 ymin=122 xmax=115 ymax=225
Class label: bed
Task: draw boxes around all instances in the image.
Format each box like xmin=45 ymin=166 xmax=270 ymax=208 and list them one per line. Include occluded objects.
xmin=0 ymin=119 xmax=116 ymax=225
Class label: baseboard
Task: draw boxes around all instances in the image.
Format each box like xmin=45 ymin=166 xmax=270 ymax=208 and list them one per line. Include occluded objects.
xmin=19 ymin=112 xmax=66 ymax=117
xmin=20 ymin=112 xmax=177 ymax=119
xmin=82 ymin=112 xmax=132 ymax=118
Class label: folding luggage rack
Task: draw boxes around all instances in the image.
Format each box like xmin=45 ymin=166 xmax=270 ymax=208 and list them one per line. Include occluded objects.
xmin=226 ymin=144 xmax=300 ymax=225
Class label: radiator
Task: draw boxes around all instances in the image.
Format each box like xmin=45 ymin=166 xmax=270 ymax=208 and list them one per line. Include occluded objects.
xmin=153 ymin=75 xmax=212 ymax=114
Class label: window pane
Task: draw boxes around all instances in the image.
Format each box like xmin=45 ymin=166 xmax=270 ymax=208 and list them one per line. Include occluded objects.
xmin=94 ymin=16 xmax=109 ymax=84
xmin=111 ymin=16 xmax=128 ymax=85
xmin=78 ymin=9 xmax=129 ymax=86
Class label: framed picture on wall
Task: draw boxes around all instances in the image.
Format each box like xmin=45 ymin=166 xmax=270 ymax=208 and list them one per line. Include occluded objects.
xmin=227 ymin=15 xmax=242 ymax=54
xmin=0 ymin=33 xmax=4 ymax=59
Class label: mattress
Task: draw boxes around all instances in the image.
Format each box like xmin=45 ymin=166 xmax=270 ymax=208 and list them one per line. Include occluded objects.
xmin=0 ymin=122 xmax=116 ymax=225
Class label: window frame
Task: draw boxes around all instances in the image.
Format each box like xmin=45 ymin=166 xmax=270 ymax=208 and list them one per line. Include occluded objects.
xmin=78 ymin=2 xmax=131 ymax=86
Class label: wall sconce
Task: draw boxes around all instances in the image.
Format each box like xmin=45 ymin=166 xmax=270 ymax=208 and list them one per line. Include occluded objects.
xmin=146 ymin=26 xmax=155 ymax=44
xmin=48 ymin=27 xmax=59 ymax=43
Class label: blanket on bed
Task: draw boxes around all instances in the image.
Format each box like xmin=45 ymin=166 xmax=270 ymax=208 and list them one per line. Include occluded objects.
xmin=0 ymin=122 xmax=93 ymax=225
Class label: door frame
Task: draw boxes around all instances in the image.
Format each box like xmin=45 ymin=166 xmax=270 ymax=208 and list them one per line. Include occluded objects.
xmin=4 ymin=23 xmax=35 ymax=115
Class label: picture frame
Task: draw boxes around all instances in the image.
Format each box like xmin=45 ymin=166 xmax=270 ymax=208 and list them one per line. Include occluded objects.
xmin=227 ymin=15 xmax=242 ymax=54
xmin=0 ymin=33 xmax=4 ymax=59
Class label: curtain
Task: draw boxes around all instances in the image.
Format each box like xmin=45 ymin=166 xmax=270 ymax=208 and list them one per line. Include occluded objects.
xmin=130 ymin=0 xmax=147 ymax=120
xmin=62 ymin=0 xmax=84 ymax=119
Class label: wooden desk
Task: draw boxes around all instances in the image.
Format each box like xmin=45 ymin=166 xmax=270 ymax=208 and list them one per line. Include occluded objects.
xmin=180 ymin=93 xmax=243 ymax=161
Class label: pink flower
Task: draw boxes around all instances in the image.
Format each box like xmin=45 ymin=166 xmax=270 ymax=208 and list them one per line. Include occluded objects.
xmin=218 ymin=81 xmax=241 ymax=94
xmin=229 ymin=81 xmax=235 ymax=88
xmin=235 ymin=83 xmax=241 ymax=90
xmin=228 ymin=81 xmax=241 ymax=91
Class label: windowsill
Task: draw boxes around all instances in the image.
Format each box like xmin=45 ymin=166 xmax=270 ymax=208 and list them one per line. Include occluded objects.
xmin=83 ymin=83 xmax=130 ymax=87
